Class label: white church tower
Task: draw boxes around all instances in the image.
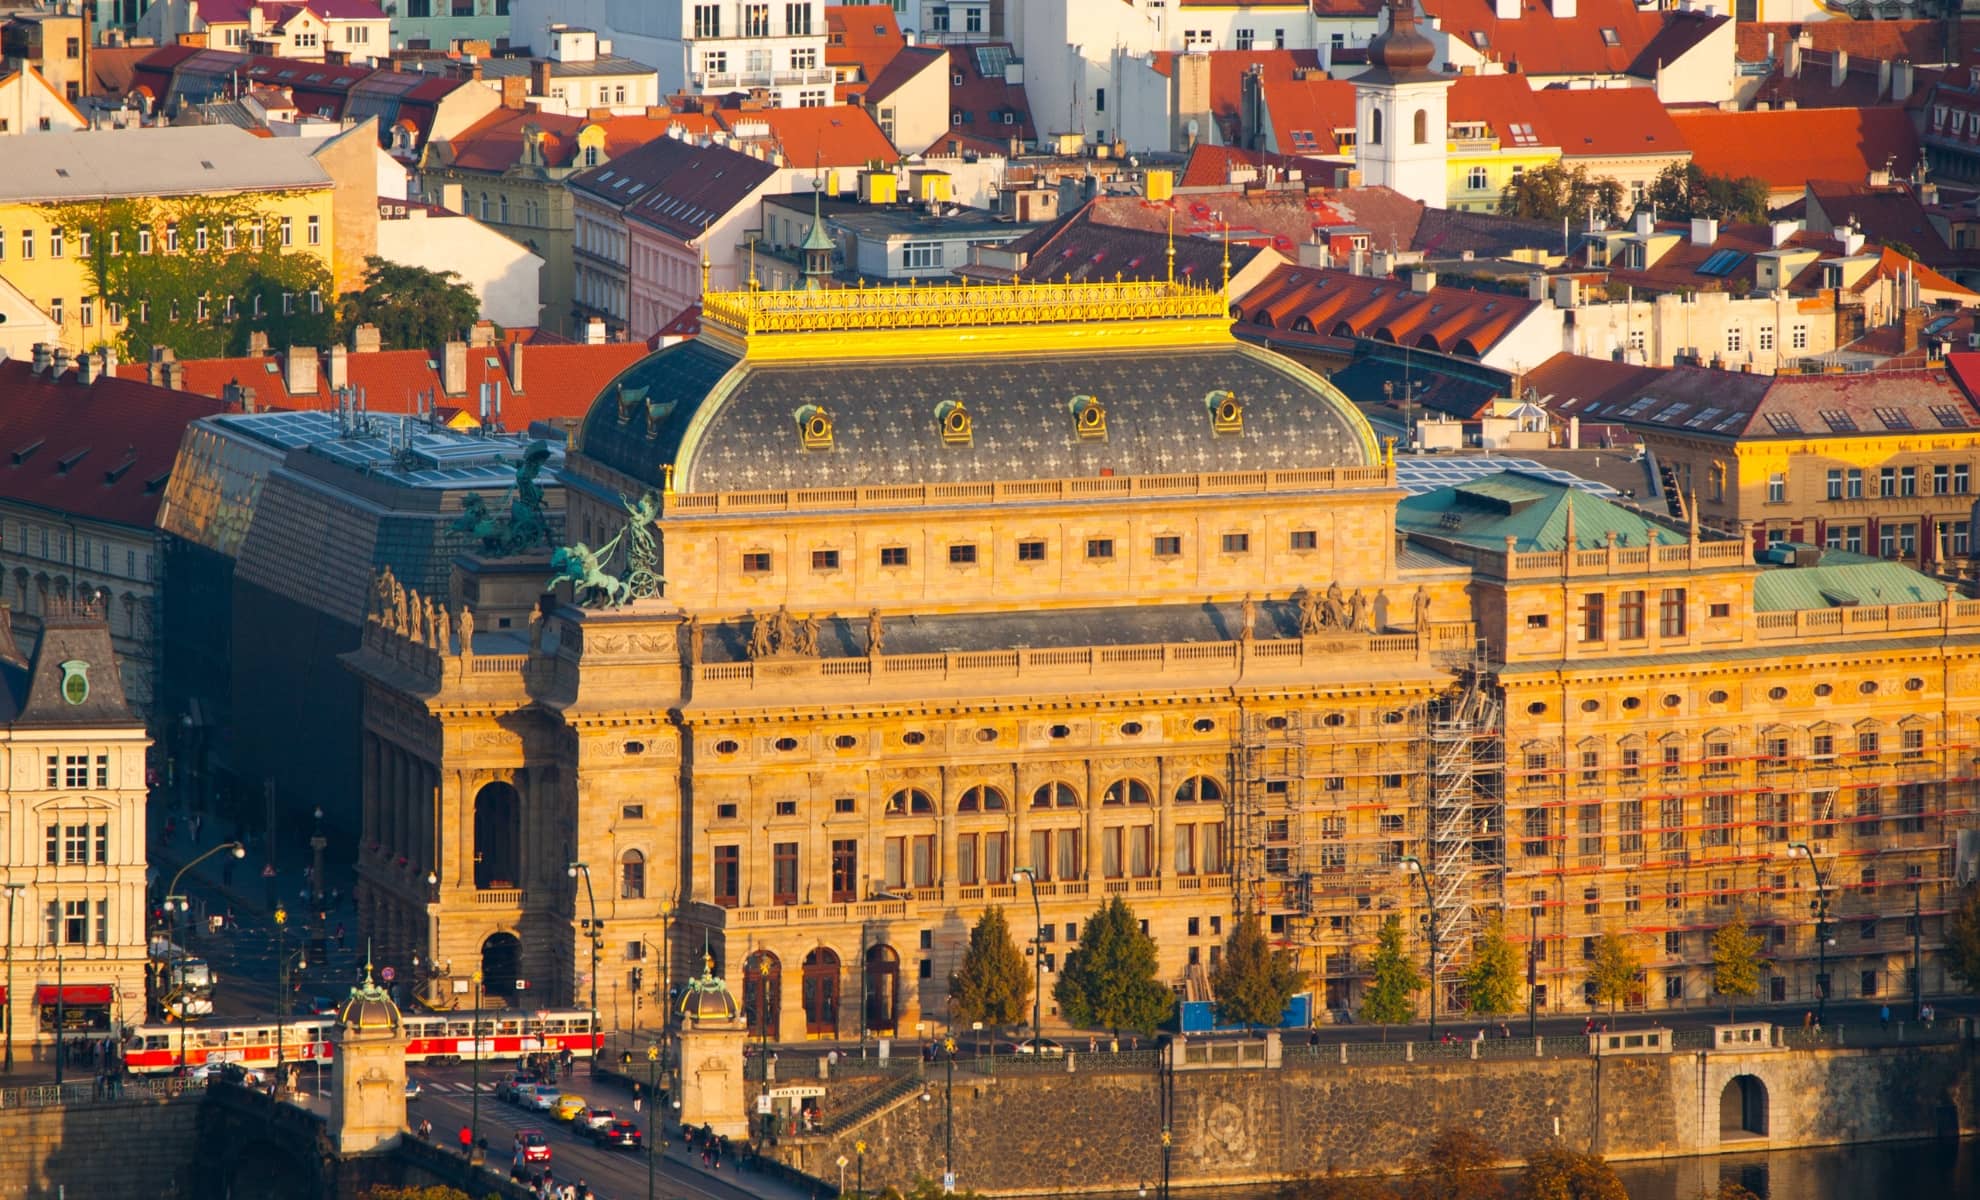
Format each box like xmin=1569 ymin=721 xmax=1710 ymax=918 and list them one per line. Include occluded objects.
xmin=1354 ymin=0 xmax=1453 ymax=208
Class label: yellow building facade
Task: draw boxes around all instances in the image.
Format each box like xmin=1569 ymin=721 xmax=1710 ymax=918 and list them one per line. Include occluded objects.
xmin=346 ymin=277 xmax=1977 ymax=1040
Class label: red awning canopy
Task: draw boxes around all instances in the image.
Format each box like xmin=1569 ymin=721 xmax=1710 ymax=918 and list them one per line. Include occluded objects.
xmin=34 ymin=985 xmax=113 ymax=1006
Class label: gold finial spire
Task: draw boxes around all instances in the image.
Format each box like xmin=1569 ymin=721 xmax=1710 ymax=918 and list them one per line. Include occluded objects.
xmin=1166 ymin=205 xmax=1176 ymax=285
xmin=1221 ymin=213 xmax=1233 ymax=295
xmin=748 ymin=239 xmax=759 ymax=292
xmin=701 ymin=217 xmax=712 ymax=293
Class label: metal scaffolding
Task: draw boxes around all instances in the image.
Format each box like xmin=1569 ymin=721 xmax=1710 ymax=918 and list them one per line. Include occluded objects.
xmin=1422 ymin=673 xmax=1505 ymax=991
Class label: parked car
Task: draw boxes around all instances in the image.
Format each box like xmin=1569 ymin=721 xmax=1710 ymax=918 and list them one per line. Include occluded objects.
xmin=574 ymin=1107 xmax=616 ymax=1137
xmin=598 ymin=1119 xmax=643 ymax=1150
xmin=552 ymin=1093 xmax=587 ymax=1123
xmin=497 ymin=1071 xmax=542 ymax=1103
xmin=512 ymin=1129 xmax=552 ymax=1165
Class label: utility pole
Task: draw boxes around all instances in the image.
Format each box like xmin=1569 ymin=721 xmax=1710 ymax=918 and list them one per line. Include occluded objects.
xmin=1527 ymin=901 xmax=1539 ymax=1039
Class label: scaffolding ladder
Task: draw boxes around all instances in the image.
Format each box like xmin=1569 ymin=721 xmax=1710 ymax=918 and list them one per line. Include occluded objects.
xmin=1421 ymin=671 xmax=1505 ymax=994
xmin=1233 ymin=710 xmax=1309 ymax=916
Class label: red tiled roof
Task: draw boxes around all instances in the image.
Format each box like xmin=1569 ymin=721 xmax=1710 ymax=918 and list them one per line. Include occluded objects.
xmin=1421 ymin=0 xmax=1700 ymax=78
xmin=1089 ymin=187 xmax=1426 ymax=256
xmin=0 ymin=358 xmax=226 ymax=529
xmin=1201 ymin=49 xmax=1326 ymax=144
xmin=1668 ymin=107 xmax=1920 ymax=191
xmin=861 ymin=44 xmax=943 ymax=106
xmin=1234 ymin=264 xmax=1538 ymax=358
xmin=1529 ymin=85 xmax=1685 ymax=159
xmin=1522 ymin=353 xmax=1666 ymax=421
xmin=1255 ymin=74 xmax=1356 ymax=156
xmin=1447 ymin=73 xmax=1553 ymax=149
xmin=719 ymin=104 xmax=898 ymax=167
xmin=1581 ymin=365 xmax=1978 ymax=440
xmin=1002 ymin=203 xmax=1267 ymax=284
xmin=648 ymin=304 xmax=702 ymax=347
xmin=1177 ymin=143 xmax=1343 ymax=189
xmin=1733 ymin=19 xmax=1977 ymax=66
xmin=945 ymin=45 xmax=1034 ymax=146
xmin=438 ymin=107 xmax=696 ymax=173
xmin=87 ymin=46 xmax=152 ymax=100
xmin=825 ymin=3 xmax=904 ymax=80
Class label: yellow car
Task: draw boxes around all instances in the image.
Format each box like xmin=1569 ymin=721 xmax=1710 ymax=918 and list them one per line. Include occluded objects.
xmin=552 ymin=1094 xmax=587 ymax=1123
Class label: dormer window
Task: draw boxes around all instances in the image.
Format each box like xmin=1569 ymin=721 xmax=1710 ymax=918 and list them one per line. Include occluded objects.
xmin=1599 ymin=27 xmax=1620 ymax=46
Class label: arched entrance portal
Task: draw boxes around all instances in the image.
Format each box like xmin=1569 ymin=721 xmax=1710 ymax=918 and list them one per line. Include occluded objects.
xmin=481 ymin=931 xmax=521 ymax=1003
xmin=1720 ymin=1074 xmax=1768 ymax=1139
xmin=801 ymin=948 xmax=840 ymax=1038
xmin=472 ymin=781 xmax=521 ymax=889
xmin=743 ymin=950 xmax=782 ymax=1041
xmin=864 ymin=943 xmax=900 ymax=1035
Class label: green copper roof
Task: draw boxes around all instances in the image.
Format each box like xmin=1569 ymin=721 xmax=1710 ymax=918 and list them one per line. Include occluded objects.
xmin=1752 ymin=554 xmax=1947 ymax=612
xmin=1396 ymin=471 xmax=1683 ymax=552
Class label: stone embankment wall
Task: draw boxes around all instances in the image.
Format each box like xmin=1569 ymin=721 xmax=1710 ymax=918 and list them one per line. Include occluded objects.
xmin=0 ymin=1091 xmax=202 ymax=1199
xmin=778 ymin=1040 xmax=1975 ymax=1196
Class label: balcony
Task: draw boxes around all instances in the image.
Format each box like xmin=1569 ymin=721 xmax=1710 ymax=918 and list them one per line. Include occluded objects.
xmin=690 ymin=67 xmax=834 ymax=91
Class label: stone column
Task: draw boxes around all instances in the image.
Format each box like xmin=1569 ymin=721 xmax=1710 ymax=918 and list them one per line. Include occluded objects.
xmin=937 ymin=764 xmax=955 ymax=892
xmin=1011 ymin=762 xmax=1031 ymax=874
xmin=1155 ymin=756 xmax=1174 ymax=881
xmin=1084 ymin=759 xmax=1101 ymax=883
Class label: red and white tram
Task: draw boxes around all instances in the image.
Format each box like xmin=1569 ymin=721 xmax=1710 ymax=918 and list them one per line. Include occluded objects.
xmin=125 ymin=1008 xmax=602 ymax=1073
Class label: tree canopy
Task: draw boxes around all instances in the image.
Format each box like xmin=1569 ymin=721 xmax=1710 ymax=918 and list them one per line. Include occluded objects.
xmin=1515 ymin=1145 xmax=1628 ymax=1200
xmin=1585 ymin=932 xmax=1644 ymax=1018
xmin=1944 ymin=885 xmax=1980 ymax=992
xmin=1710 ymin=910 xmax=1765 ymax=1021
xmin=1642 ymin=163 xmax=1771 ymax=225
xmin=1053 ymin=895 xmax=1173 ymax=1034
xmin=1461 ymin=914 xmax=1524 ymax=1018
xmin=1498 ymin=163 xmax=1625 ymax=224
xmin=950 ymin=906 xmax=1031 ymax=1031
xmin=1209 ymin=911 xmax=1309 ymax=1029
xmin=338 ymin=256 xmax=482 ymax=350
xmin=1360 ymin=913 xmax=1423 ymax=1030
xmin=1403 ymin=1128 xmax=1502 ymax=1200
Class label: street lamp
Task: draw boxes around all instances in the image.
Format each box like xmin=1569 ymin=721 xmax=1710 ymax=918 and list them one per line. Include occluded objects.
xmin=1399 ymin=855 xmax=1438 ymax=1043
xmin=162 ymin=841 xmax=247 ymax=943
xmin=273 ymin=904 xmax=308 ymax=1092
xmin=1 ymin=881 xmax=21 ymax=1073
xmin=1789 ymin=842 xmax=1833 ymax=1028
xmin=645 ymin=1041 xmax=661 ymax=1200
xmin=755 ymin=953 xmax=772 ymax=1144
xmin=1012 ymin=868 xmax=1045 ymax=1049
xmin=470 ymin=970 xmax=483 ymax=1162
xmin=942 ymin=1034 xmax=956 ymax=1186
xmin=567 ymin=862 xmax=600 ymax=1073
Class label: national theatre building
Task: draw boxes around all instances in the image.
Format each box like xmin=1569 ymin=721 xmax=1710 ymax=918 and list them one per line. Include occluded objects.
xmin=347 ymin=276 xmax=1980 ymax=1037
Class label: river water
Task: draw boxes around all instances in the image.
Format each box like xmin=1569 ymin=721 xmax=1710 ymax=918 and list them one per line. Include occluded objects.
xmin=1611 ymin=1139 xmax=1977 ymax=1200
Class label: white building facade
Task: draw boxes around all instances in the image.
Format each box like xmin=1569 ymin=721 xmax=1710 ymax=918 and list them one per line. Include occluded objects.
xmin=506 ymin=0 xmax=834 ymax=107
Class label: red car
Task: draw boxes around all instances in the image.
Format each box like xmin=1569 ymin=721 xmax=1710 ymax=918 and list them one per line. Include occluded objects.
xmin=513 ymin=1129 xmax=552 ymax=1165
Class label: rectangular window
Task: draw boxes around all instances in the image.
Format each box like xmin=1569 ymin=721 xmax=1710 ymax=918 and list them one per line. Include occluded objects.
xmin=1659 ymin=799 xmax=1686 ymax=852
xmin=1880 ymin=467 xmax=1898 ymax=498
xmin=93 ymin=823 xmax=108 ymax=864
xmin=743 ymin=2 xmax=769 ymax=36
xmin=949 ymin=543 xmax=977 ymax=565
xmin=64 ymin=824 xmax=88 ymax=865
xmin=49 ymin=297 xmax=62 ymax=326
xmin=772 ymin=842 xmax=798 ymax=906
xmin=693 ymin=3 xmax=720 ymax=36
xmin=1578 ymin=805 xmax=1602 ymax=857
xmin=306 ymin=215 xmax=320 ymax=246
xmin=901 ymin=241 xmax=943 ymax=271
xmin=1289 ymin=530 xmax=1317 ymax=550
xmin=741 ymin=551 xmax=772 ymax=573
xmin=713 ymin=845 xmax=740 ymax=907
xmin=880 ymin=546 xmax=908 ymax=567
xmin=49 ymin=227 xmax=63 ymax=258
xmin=1220 ymin=532 xmax=1250 ymax=554
xmin=784 ymin=1 xmax=811 ymax=35
xmin=64 ymin=755 xmax=87 ymax=788
xmin=94 ymin=898 xmax=108 ymax=945
xmin=64 ymin=899 xmax=86 ymax=946
xmin=1086 ymin=538 xmax=1115 ymax=561
xmin=1152 ymin=535 xmax=1182 ymax=557
xmin=811 ymin=549 xmax=840 ymax=571
xmin=1017 ymin=539 xmax=1046 ymax=562
xmin=1618 ymin=800 xmax=1643 ymax=854
xmin=1618 ymin=590 xmax=1645 ymax=640
xmin=1581 ymin=593 xmax=1605 ymax=641
xmin=1659 ymin=588 xmax=1686 ymax=638
xmin=1702 ymin=794 xmax=1733 ymax=847
xmin=1767 ymin=473 xmax=1786 ymax=503
xmin=1827 ymin=469 xmax=1844 ymax=501
xmin=279 ymin=217 xmax=293 ymax=247
xmin=957 ymin=833 xmax=978 ymax=886
xmin=43 ymin=823 xmax=56 ymax=865
xmin=830 ymin=839 xmax=857 ymax=902
xmin=1028 ymin=830 xmax=1051 ymax=882
xmin=1056 ymin=829 xmax=1080 ymax=880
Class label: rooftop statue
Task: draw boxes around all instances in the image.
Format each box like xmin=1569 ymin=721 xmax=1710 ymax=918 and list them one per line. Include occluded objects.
xmin=451 ymin=441 xmax=553 ymax=556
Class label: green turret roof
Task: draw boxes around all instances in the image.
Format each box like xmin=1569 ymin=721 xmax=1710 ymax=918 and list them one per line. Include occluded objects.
xmin=1396 ymin=471 xmax=1683 ymax=552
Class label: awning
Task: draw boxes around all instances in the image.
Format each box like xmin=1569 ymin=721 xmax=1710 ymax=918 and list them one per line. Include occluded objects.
xmin=35 ymin=985 xmax=113 ymax=1006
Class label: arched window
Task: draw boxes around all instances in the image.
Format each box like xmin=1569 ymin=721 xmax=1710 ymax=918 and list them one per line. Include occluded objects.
xmin=958 ymin=785 xmax=1008 ymax=813
xmin=1174 ymin=776 xmax=1224 ymax=805
xmin=1370 ymin=108 xmax=1383 ymax=146
xmin=620 ymin=849 xmax=645 ymax=899
xmin=887 ymin=787 xmax=934 ymax=815
xmin=1102 ymin=779 xmax=1152 ymax=806
xmin=1031 ymin=781 xmax=1079 ymax=809
xmin=1413 ymin=108 xmax=1428 ymax=145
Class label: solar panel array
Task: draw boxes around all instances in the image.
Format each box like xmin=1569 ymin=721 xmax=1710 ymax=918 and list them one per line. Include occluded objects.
xmin=215 ymin=410 xmax=561 ymax=489
xmin=1394 ymin=457 xmax=1620 ymax=497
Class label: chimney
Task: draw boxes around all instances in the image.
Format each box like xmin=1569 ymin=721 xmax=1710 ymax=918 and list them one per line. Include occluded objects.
xmin=240 ymin=386 xmax=258 ymax=414
xmin=249 ymin=329 xmax=270 ymax=356
xmin=1549 ymin=0 xmax=1576 ymax=17
xmin=532 ymin=60 xmax=553 ymax=97
xmin=31 ymin=343 xmax=52 ymax=376
xmin=1895 ymin=59 xmax=1915 ymax=104
xmin=470 ymin=319 xmax=498 ymax=347
xmin=327 ymin=343 xmax=349 ymax=391
xmin=353 ymin=323 xmax=382 ymax=354
xmin=1411 ymin=268 xmax=1437 ymax=293
xmin=1843 ymin=226 xmax=1867 ymax=256
xmin=165 ymin=361 xmax=186 ymax=392
xmin=586 ymin=105 xmax=613 ymax=123
xmin=585 ymin=317 xmax=607 ymax=345
xmin=1877 ymin=58 xmax=1891 ymax=100
xmin=77 ymin=352 xmax=99 ymax=386
xmin=1785 ymin=36 xmax=1803 ymax=79
xmin=1689 ymin=217 xmax=1718 ymax=247
xmin=1493 ymin=0 xmax=1519 ymax=17
xmin=101 ymin=346 xmax=118 ymax=380
xmin=507 ymin=342 xmax=524 ymax=394
xmin=1903 ymin=306 xmax=1927 ymax=352
xmin=1349 ymin=245 xmax=1368 ymax=277
xmin=442 ymin=340 xmax=468 ymax=396
xmin=1831 ymin=49 xmax=1849 ymax=90
xmin=284 ymin=344 xmax=318 ymax=396
xmin=52 ymin=349 xmax=73 ymax=379
xmin=1634 ymin=210 xmax=1656 ymax=237
xmin=1297 ymin=236 xmax=1330 ymax=268
xmin=501 ymin=75 xmax=528 ymax=109
xmin=1770 ymin=219 xmax=1799 ymax=248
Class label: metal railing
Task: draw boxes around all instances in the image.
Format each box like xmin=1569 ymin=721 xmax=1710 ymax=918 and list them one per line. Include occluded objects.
xmin=0 ymin=1076 xmax=205 ymax=1110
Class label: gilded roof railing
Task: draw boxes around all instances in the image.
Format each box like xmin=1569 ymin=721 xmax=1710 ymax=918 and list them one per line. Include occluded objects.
xmin=698 ymin=277 xmax=1231 ymax=337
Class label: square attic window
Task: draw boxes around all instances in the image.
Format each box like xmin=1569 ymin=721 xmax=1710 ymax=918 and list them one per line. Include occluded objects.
xmin=1600 ymin=27 xmax=1621 ymax=46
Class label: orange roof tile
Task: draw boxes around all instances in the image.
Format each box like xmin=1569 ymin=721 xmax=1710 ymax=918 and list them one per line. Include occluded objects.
xmin=1734 ymin=19 xmax=1979 ymax=66
xmin=825 ymin=3 xmax=904 ymax=80
xmin=1669 ymin=106 xmax=1921 ymax=190
xmin=1235 ymin=264 xmax=1538 ymax=358
xmin=718 ymin=104 xmax=898 ymax=167
xmin=1423 ymin=0 xmax=1720 ymax=79
xmin=1529 ymin=85 xmax=1685 ymax=159
xmin=1255 ymin=74 xmax=1356 ymax=156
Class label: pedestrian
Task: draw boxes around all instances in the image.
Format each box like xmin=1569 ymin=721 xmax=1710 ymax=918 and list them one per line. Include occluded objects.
xmin=1880 ymin=1004 xmax=1891 ymax=1030
xmin=1802 ymin=1010 xmax=1813 ymax=1031
xmin=335 ymin=922 xmax=347 ymax=950
xmin=459 ymin=1124 xmax=473 ymax=1155
xmin=633 ymin=1083 xmax=643 ymax=1113
xmin=190 ymin=814 xmax=202 ymax=843
xmin=163 ymin=817 xmax=175 ymax=845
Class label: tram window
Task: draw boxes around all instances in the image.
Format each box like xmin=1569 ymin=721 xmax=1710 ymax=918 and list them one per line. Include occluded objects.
xmin=541 ymin=1019 xmax=566 ymax=1034
xmin=446 ymin=1020 xmax=469 ymax=1037
xmin=497 ymin=1017 xmax=522 ymax=1035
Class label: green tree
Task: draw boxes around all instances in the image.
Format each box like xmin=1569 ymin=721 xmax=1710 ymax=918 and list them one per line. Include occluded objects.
xmin=1460 ymin=914 xmax=1523 ymax=1018
xmin=43 ymin=195 xmax=336 ymax=359
xmin=1642 ymin=162 xmax=1770 ymax=224
xmin=1710 ymin=909 xmax=1765 ymax=1021
xmin=338 ymin=256 xmax=482 ymax=350
xmin=1498 ymin=162 xmax=1626 ymax=224
xmin=1359 ymin=913 xmax=1423 ymax=1034
xmin=1053 ymin=895 xmax=1173 ymax=1035
xmin=1944 ymin=884 xmax=1980 ymax=991
xmin=949 ymin=905 xmax=1031 ymax=1033
xmin=1402 ymin=1127 xmax=1502 ymax=1200
xmin=1516 ymin=1145 xmax=1627 ymax=1200
xmin=1209 ymin=911 xmax=1309 ymax=1029
xmin=1584 ymin=932 xmax=1643 ymax=1020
